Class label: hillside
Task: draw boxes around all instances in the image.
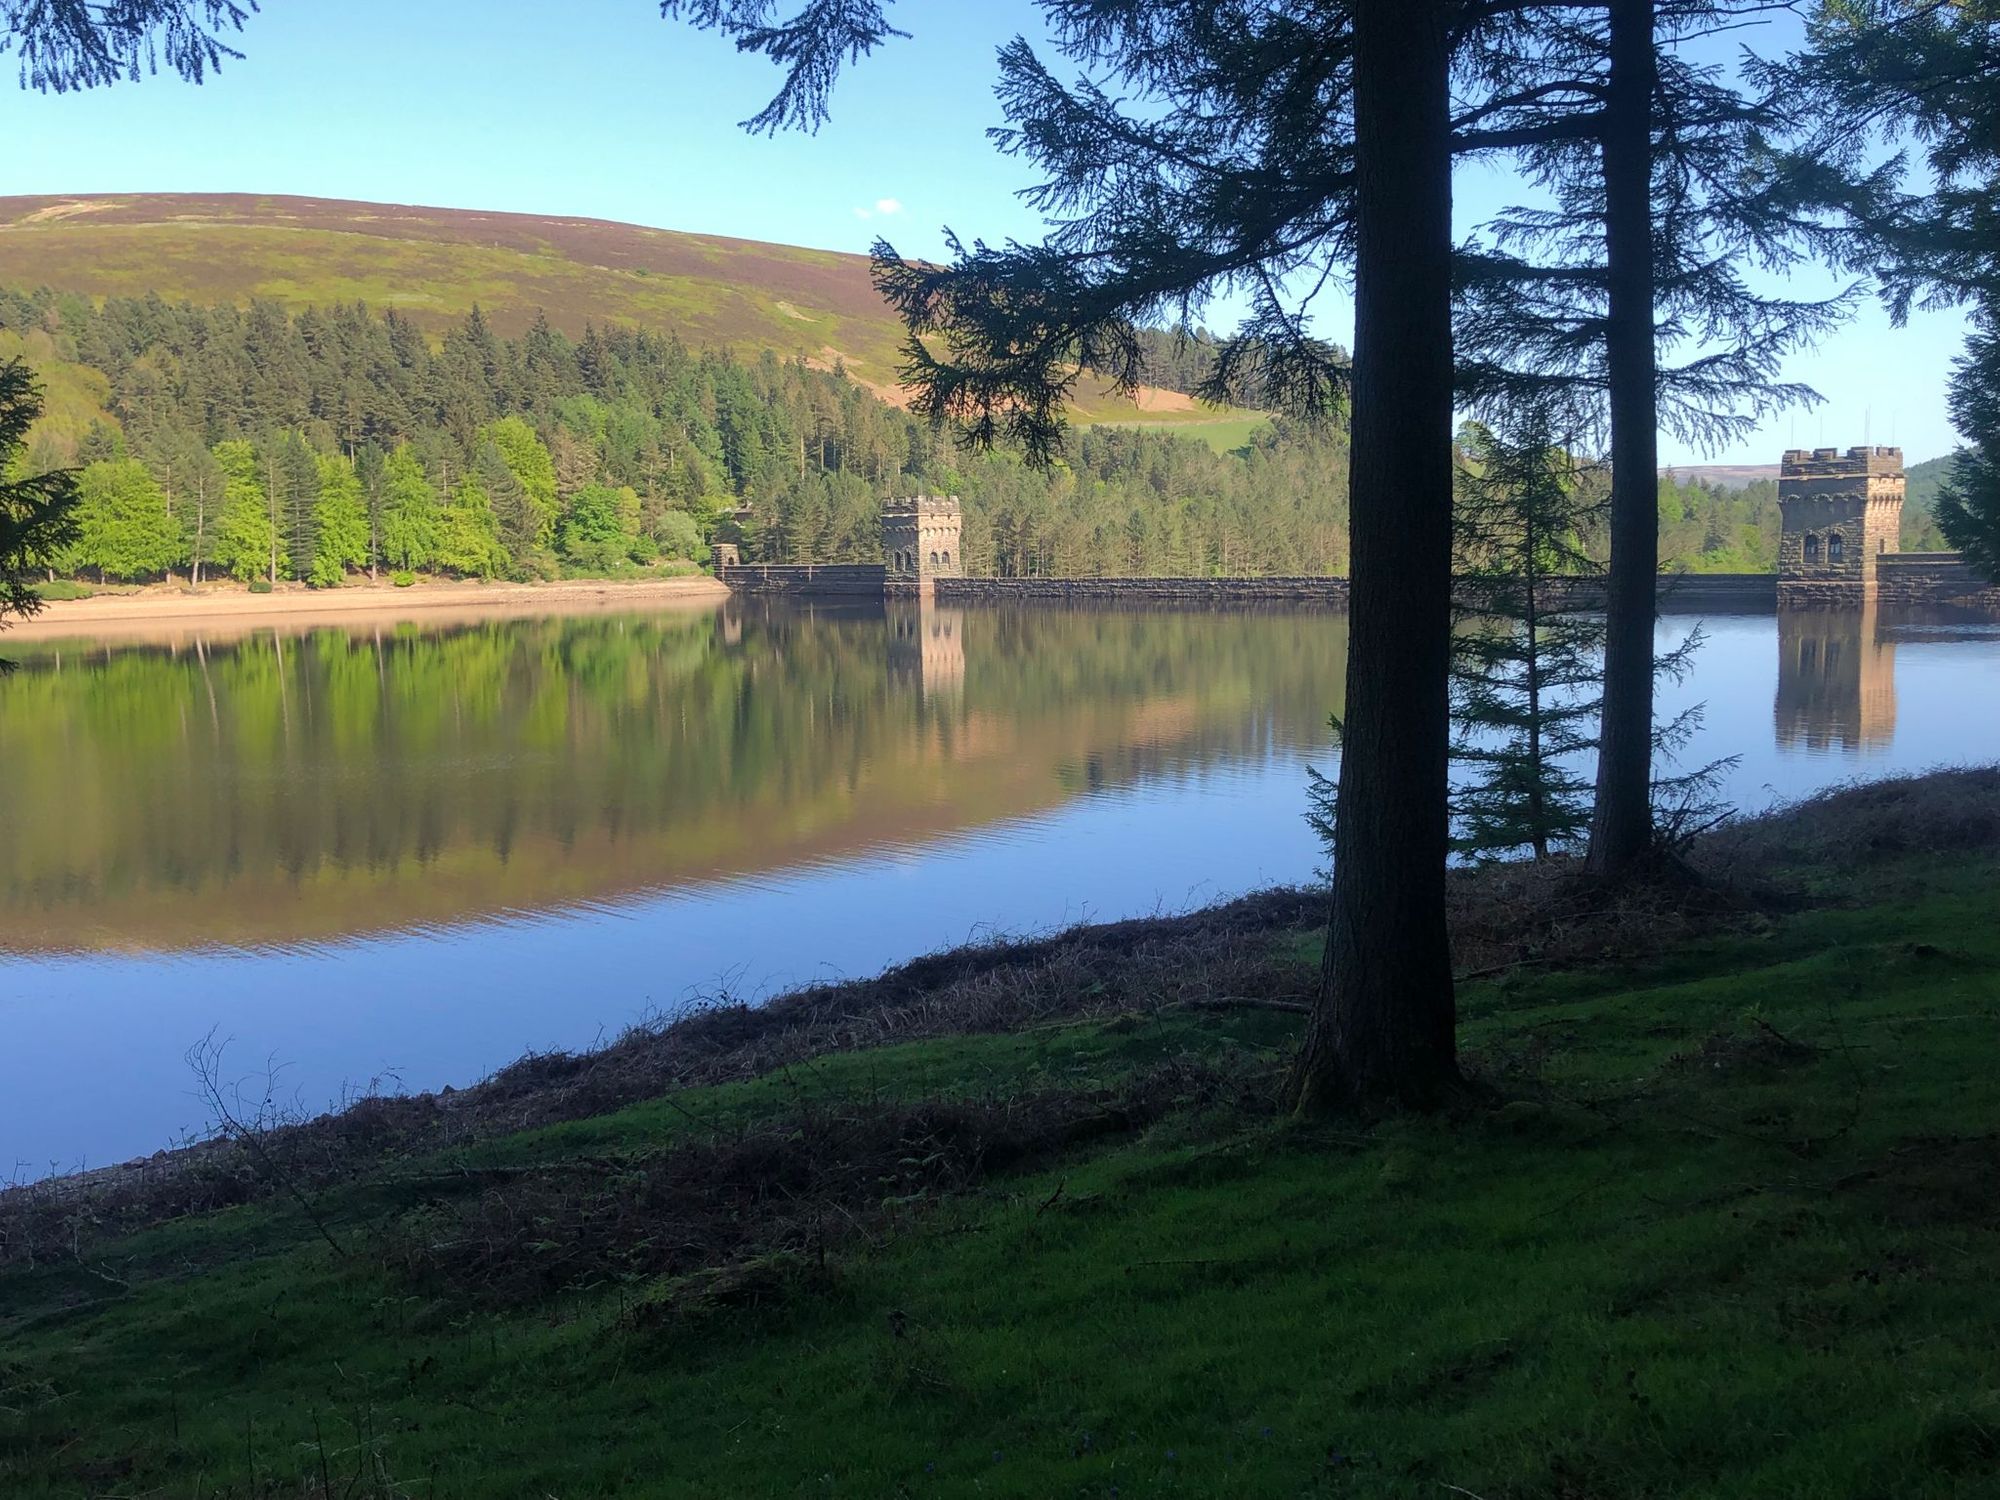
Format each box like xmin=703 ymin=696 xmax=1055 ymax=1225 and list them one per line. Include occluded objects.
xmin=1907 ymin=451 xmax=1958 ymax=518
xmin=0 ymin=192 xmax=1249 ymax=432
xmin=1664 ymin=461 xmax=1781 ymax=488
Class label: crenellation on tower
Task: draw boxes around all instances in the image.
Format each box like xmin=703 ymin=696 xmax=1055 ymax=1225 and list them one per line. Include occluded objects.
xmin=1777 ymin=445 xmax=1905 ymax=606
xmin=881 ymin=494 xmax=963 ymax=591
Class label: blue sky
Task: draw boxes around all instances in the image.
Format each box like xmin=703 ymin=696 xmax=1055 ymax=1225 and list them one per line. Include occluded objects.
xmin=3 ymin=0 xmax=1971 ymax=467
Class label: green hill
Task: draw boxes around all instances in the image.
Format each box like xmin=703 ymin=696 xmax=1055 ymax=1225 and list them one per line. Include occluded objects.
xmin=0 ymin=192 xmax=1256 ymax=434
xmin=1906 ymin=452 xmax=1959 ymax=518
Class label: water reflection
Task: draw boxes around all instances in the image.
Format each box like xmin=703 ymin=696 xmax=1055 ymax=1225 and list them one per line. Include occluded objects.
xmin=1775 ymin=603 xmax=1898 ymax=751
xmin=0 ymin=601 xmax=1345 ymax=955
xmin=886 ymin=600 xmax=965 ymax=705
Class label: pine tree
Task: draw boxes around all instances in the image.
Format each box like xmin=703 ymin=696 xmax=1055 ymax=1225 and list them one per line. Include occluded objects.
xmin=279 ymin=430 xmax=322 ymax=579
xmin=6 ymin=0 xmax=255 ymax=93
xmin=666 ymin=0 xmax=1477 ymax=1110
xmin=1784 ymin=3 xmax=1999 ymax=579
xmin=1937 ymin=311 xmax=2000 ymax=578
xmin=1454 ymin=0 xmax=1867 ymax=878
xmin=0 ymin=359 xmax=80 ymax=648
xmin=1449 ymin=419 xmax=1605 ymax=860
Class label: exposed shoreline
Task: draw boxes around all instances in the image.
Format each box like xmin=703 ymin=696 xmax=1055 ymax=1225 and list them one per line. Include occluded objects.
xmin=4 ymin=573 xmax=730 ymax=642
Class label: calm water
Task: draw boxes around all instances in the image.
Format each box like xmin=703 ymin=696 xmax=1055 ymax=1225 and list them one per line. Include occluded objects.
xmin=4 ymin=598 xmax=1996 ymax=1172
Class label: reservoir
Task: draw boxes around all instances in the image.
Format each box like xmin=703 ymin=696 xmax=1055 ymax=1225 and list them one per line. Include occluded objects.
xmin=3 ymin=597 xmax=1996 ymax=1172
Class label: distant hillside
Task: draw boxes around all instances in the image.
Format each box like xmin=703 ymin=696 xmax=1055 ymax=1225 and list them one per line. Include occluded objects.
xmin=1906 ymin=452 xmax=1958 ymax=517
xmin=1663 ymin=462 xmax=1781 ymax=489
xmin=1668 ymin=454 xmax=1962 ymax=511
xmin=0 ymin=192 xmax=1247 ymax=433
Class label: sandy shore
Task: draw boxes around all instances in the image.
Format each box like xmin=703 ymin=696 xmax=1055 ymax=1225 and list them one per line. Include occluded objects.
xmin=4 ymin=574 xmax=731 ymax=644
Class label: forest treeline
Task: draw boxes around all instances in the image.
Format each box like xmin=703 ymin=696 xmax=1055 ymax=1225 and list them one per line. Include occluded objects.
xmin=0 ymin=286 xmax=1353 ymax=585
xmin=0 ymin=285 xmax=1839 ymax=590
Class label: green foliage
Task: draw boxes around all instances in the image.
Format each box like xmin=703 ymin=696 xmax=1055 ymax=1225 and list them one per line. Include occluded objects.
xmin=379 ymin=444 xmax=439 ymax=571
xmin=74 ymin=457 xmax=182 ymax=580
xmin=1936 ymin=315 xmax=2000 ymax=580
xmin=208 ymin=438 xmax=282 ymax=583
xmin=31 ymin=577 xmax=91 ymax=600
xmin=308 ymin=452 xmax=369 ymax=587
xmin=1450 ymin=419 xmax=1605 ymax=860
xmin=390 ymin=569 xmax=415 ymax=587
xmin=246 ymin=577 xmax=272 ymax=595
xmin=653 ymin=507 xmax=707 ymax=563
xmin=0 ymin=358 xmax=81 ymax=632
xmin=559 ymin=482 xmax=647 ymax=572
xmin=1654 ymin=472 xmax=1781 ymax=574
xmin=435 ymin=472 xmax=510 ymax=580
xmin=483 ymin=414 xmax=560 ymax=554
xmin=1789 ymin=3 xmax=2000 ymax=577
xmin=0 ymin=281 xmax=1801 ymax=587
xmin=0 ymin=283 xmax=1356 ymax=585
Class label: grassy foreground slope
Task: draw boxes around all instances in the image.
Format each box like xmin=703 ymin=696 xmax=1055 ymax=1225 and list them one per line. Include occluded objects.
xmin=0 ymin=193 xmax=1256 ymax=434
xmin=4 ymin=771 xmax=1999 ymax=1497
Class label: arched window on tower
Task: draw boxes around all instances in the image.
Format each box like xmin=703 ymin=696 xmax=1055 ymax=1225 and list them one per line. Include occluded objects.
xmin=942 ymin=551 xmax=952 ymax=570
xmin=1804 ymin=533 xmax=1821 ymax=563
xmin=929 ymin=550 xmax=940 ymax=567
xmin=1828 ymin=532 xmax=1845 ymax=563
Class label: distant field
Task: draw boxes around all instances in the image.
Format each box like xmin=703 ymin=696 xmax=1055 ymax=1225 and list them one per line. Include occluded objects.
xmin=0 ymin=193 xmax=1250 ymax=431
xmin=1101 ymin=412 xmax=1273 ymax=453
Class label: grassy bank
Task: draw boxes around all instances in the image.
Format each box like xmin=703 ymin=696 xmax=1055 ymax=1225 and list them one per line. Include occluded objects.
xmin=5 ymin=771 xmax=1999 ymax=1497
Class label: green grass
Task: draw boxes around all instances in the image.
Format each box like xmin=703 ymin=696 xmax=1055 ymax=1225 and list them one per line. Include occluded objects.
xmin=6 ymin=855 xmax=2000 ymax=1497
xmin=26 ymin=579 xmax=92 ymax=602
xmin=1089 ymin=412 xmax=1273 ymax=453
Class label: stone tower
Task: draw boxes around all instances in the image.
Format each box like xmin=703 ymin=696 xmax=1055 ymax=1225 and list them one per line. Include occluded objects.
xmin=1778 ymin=446 xmax=1904 ymax=604
xmin=882 ymin=496 xmax=963 ymax=591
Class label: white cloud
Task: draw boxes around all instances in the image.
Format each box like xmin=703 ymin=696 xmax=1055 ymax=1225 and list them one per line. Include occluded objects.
xmin=875 ymin=197 xmax=903 ymax=216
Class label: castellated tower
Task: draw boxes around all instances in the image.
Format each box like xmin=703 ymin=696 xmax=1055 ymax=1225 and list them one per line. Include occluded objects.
xmin=881 ymin=496 xmax=964 ymax=591
xmin=1778 ymin=446 xmax=1904 ymax=604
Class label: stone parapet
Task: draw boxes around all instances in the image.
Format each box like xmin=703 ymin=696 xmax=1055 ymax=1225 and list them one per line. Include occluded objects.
xmin=722 ymin=563 xmax=890 ymax=597
xmin=727 ymin=571 xmax=1785 ymax=611
xmin=1876 ymin=554 xmax=2000 ymax=611
xmin=936 ymin=576 xmax=1352 ymax=606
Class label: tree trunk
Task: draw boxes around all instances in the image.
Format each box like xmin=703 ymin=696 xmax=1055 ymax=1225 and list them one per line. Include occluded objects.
xmin=1586 ymin=0 xmax=1660 ymax=879
xmin=1292 ymin=0 xmax=1459 ymax=1114
xmin=1525 ymin=515 xmax=1548 ymax=861
xmin=268 ymin=453 xmax=282 ymax=586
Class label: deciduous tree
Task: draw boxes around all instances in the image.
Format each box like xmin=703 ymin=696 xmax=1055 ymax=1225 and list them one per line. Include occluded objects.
xmin=309 ymin=452 xmax=369 ymax=587
xmin=75 ymin=457 xmax=181 ymax=581
xmin=379 ymin=444 xmax=439 ymax=572
xmin=209 ymin=438 xmax=281 ymax=583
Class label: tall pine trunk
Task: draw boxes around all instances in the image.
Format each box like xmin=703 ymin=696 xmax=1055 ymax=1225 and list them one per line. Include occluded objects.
xmin=1586 ymin=0 xmax=1660 ymax=878
xmin=1293 ymin=0 xmax=1458 ymax=1113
